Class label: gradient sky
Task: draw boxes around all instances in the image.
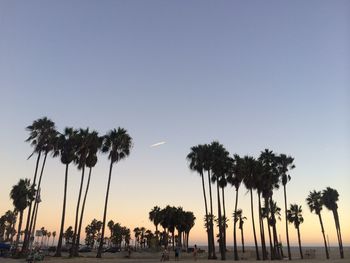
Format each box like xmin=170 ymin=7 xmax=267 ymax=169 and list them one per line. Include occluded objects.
xmin=0 ymin=1 xmax=349 ymax=247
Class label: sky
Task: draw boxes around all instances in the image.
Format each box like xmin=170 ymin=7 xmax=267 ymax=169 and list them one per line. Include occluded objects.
xmin=0 ymin=0 xmax=349 ymax=247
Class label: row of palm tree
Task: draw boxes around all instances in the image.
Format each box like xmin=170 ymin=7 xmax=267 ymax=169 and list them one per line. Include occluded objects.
xmin=19 ymin=117 xmax=132 ymax=258
xmin=149 ymin=205 xmax=196 ymax=251
xmin=187 ymin=142 xmax=344 ymax=260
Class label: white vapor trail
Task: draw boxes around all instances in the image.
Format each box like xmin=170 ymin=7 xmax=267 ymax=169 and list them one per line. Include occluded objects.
xmin=150 ymin=141 xmax=166 ymax=147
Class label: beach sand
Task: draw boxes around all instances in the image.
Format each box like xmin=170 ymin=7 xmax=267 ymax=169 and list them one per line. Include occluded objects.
xmin=0 ymin=247 xmax=349 ymax=263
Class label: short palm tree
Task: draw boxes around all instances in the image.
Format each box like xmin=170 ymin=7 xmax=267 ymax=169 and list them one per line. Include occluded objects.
xmin=96 ymin=128 xmax=132 ymax=258
xmin=233 ymin=209 xmax=246 ymax=253
xmin=54 ymin=128 xmax=79 ymax=257
xmin=10 ymin=178 xmax=35 ymax=252
xmin=322 ymin=187 xmax=343 ymax=258
xmin=52 ymin=231 xmax=56 ymax=246
xmin=287 ymin=204 xmax=304 ymax=259
xmin=149 ymin=206 xmax=162 ymax=245
xmin=306 ymin=190 xmax=329 ymax=259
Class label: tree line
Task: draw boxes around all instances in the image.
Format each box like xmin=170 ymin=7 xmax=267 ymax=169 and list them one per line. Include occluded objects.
xmin=148 ymin=205 xmax=195 ymax=251
xmin=3 ymin=117 xmax=132 ymax=258
xmin=187 ymin=142 xmax=344 ymax=260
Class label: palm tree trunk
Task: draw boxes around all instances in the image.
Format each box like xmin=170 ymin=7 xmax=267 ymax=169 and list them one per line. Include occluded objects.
xmin=240 ymin=225 xmax=245 ymax=253
xmin=200 ymin=172 xmax=211 ymax=259
xmin=258 ymin=193 xmax=267 ymax=260
xmin=333 ymin=210 xmax=344 ymax=258
xmin=30 ymin=193 xmax=40 ymax=249
xmin=15 ymin=211 xmax=23 ymax=252
xmin=22 ymin=151 xmax=41 ymax=253
xmin=296 ymin=226 xmax=303 ymax=259
xmin=318 ymin=213 xmax=329 ymax=259
xmin=216 ymin=182 xmax=225 ymax=260
xmin=250 ymin=189 xmax=260 ymax=260
xmin=76 ymin=167 xmax=92 ymax=256
xmin=233 ymin=188 xmax=239 ymax=260
xmin=28 ymin=152 xmax=47 ymax=249
xmin=54 ymin=163 xmax=69 ymax=257
xmin=71 ymin=166 xmax=85 ymax=257
xmin=283 ymin=185 xmax=291 ymax=260
xmin=97 ymin=160 xmax=114 ymax=258
xmin=207 ymin=171 xmax=216 ymax=259
xmin=222 ymin=187 xmax=227 ymax=253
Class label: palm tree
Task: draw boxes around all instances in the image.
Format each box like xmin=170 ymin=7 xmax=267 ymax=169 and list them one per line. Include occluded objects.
xmin=306 ymin=190 xmax=329 ymax=259
xmin=187 ymin=145 xmax=212 ymax=258
xmin=287 ymin=204 xmax=303 ymax=259
xmin=227 ymin=154 xmax=244 ymax=261
xmin=149 ymin=206 xmax=161 ymax=245
xmin=254 ymin=159 xmax=268 ymax=260
xmin=276 ymin=154 xmax=295 ymax=260
xmin=29 ymin=125 xmax=58 ymax=248
xmin=70 ymin=128 xmax=90 ymax=257
xmin=242 ymin=156 xmax=260 ymax=260
xmin=75 ymin=131 xmax=102 ymax=255
xmin=322 ymin=187 xmax=344 ymax=258
xmin=204 ymin=144 xmax=216 ymax=259
xmin=259 ymin=149 xmax=280 ymax=259
xmin=10 ymin=178 xmax=35 ymax=252
xmin=183 ymin=211 xmax=196 ymax=250
xmin=52 ymin=231 xmax=56 ymax=246
xmin=23 ymin=117 xmax=56 ymax=252
xmin=237 ymin=209 xmax=247 ymax=253
xmin=210 ymin=141 xmax=231 ymax=260
xmin=96 ymin=127 xmax=132 ymax=258
xmin=54 ymin=128 xmax=79 ymax=257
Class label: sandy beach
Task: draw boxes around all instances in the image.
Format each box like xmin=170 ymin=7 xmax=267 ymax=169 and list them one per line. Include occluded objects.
xmin=0 ymin=247 xmax=349 ymax=263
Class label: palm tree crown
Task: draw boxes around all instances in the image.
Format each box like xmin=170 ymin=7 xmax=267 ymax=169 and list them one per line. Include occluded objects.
xmin=101 ymin=127 xmax=132 ymax=163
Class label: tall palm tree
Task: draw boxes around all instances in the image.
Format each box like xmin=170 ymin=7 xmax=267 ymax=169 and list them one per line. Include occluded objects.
xmin=10 ymin=179 xmax=35 ymax=252
xmin=210 ymin=141 xmax=231 ymax=260
xmin=200 ymin=144 xmax=216 ymax=259
xmin=70 ymin=128 xmax=90 ymax=257
xmin=54 ymin=128 xmax=79 ymax=257
xmin=254 ymin=160 xmax=268 ymax=260
xmin=242 ymin=156 xmax=260 ymax=260
xmin=23 ymin=117 xmax=56 ymax=252
xmin=322 ymin=187 xmax=343 ymax=258
xmin=75 ymin=131 xmax=102 ymax=255
xmin=227 ymin=154 xmax=244 ymax=260
xmin=287 ymin=204 xmax=303 ymax=259
xmin=306 ymin=190 xmax=329 ymax=259
xmin=259 ymin=149 xmax=280 ymax=259
xmin=29 ymin=125 xmax=58 ymax=248
xmin=187 ymin=145 xmax=212 ymax=258
xmin=276 ymin=154 xmax=295 ymax=260
xmin=96 ymin=127 xmax=132 ymax=258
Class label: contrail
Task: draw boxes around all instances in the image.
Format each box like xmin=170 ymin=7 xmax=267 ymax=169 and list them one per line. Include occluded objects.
xmin=150 ymin=141 xmax=166 ymax=147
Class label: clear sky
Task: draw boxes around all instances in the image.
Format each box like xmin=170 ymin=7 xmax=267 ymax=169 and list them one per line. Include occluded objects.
xmin=0 ymin=0 xmax=349 ymax=247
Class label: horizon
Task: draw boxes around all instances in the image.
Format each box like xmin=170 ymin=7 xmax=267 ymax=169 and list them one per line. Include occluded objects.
xmin=0 ymin=0 xmax=349 ymax=251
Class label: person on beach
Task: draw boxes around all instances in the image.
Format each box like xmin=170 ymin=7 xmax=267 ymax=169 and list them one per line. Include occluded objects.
xmin=193 ymin=245 xmax=198 ymax=261
xmin=161 ymin=247 xmax=169 ymax=261
xmin=175 ymin=246 xmax=179 ymax=261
